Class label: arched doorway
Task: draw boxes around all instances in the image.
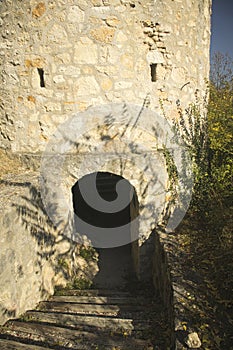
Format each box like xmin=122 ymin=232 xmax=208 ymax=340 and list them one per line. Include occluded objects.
xmin=72 ymin=172 xmax=139 ymax=289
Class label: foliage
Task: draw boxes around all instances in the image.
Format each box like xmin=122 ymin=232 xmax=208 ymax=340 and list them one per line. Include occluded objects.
xmin=162 ymin=146 xmax=179 ymax=200
xmin=172 ymin=93 xmax=211 ymax=221
xmin=174 ymin=52 xmax=233 ymax=349
xmin=67 ymin=276 xmax=92 ymax=290
xmin=57 ymin=257 xmax=70 ymax=272
xmin=79 ymin=245 xmax=98 ymax=262
xmin=172 ymin=53 xmax=233 ymax=222
xmin=210 ymin=52 xmax=233 ymax=89
xmin=208 ymin=52 xmax=233 ymax=202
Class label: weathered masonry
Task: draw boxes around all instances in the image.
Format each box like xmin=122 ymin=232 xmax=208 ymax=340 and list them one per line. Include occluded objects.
xmin=0 ymin=0 xmax=212 ymax=346
xmin=1 ymin=0 xmax=211 ymax=152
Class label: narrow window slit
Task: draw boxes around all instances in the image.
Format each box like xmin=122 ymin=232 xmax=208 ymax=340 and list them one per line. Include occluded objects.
xmin=37 ymin=68 xmax=45 ymax=87
xmin=150 ymin=64 xmax=157 ymax=82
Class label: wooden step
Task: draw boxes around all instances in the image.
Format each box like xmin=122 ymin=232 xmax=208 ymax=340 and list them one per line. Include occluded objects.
xmin=0 ymin=338 xmax=52 ymax=350
xmin=2 ymin=321 xmax=152 ymax=350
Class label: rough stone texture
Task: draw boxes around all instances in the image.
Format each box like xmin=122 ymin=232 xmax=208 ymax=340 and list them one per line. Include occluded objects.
xmin=186 ymin=332 xmax=202 ymax=348
xmin=0 ymin=172 xmax=98 ymax=326
xmin=0 ymin=0 xmax=211 ymax=152
xmin=152 ymin=230 xmax=175 ymax=347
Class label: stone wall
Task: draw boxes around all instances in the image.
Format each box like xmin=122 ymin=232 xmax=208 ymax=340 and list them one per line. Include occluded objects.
xmin=0 ymin=0 xmax=211 ymax=152
xmin=0 ymin=172 xmax=98 ymax=326
xmin=152 ymin=229 xmax=175 ymax=348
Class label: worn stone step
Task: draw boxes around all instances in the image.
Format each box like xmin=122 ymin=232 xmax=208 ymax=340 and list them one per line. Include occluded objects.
xmin=38 ymin=301 xmax=151 ymax=316
xmin=0 ymin=338 xmax=52 ymax=350
xmin=50 ymin=295 xmax=150 ymax=305
xmin=23 ymin=310 xmax=152 ymax=332
xmin=2 ymin=321 xmax=152 ymax=350
xmin=54 ymin=289 xmax=132 ymax=297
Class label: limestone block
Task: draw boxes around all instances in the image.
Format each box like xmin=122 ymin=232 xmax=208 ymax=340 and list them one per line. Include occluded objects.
xmin=120 ymin=53 xmax=134 ymax=70
xmin=32 ymin=2 xmax=46 ymax=18
xmin=156 ymin=65 xmax=167 ymax=80
xmin=115 ymin=81 xmax=133 ymax=90
xmin=75 ymin=76 xmax=100 ymax=96
xmin=120 ymin=69 xmax=134 ymax=79
xmin=31 ymin=67 xmax=41 ymax=89
xmin=100 ymin=77 xmax=113 ymax=91
xmin=105 ymin=16 xmax=120 ymax=27
xmin=105 ymin=90 xmax=122 ymax=101
xmin=81 ymin=66 xmax=94 ymax=74
xmin=53 ymin=75 xmax=66 ymax=84
xmin=46 ymin=24 xmax=67 ymax=44
xmin=90 ymin=26 xmax=115 ymax=43
xmin=44 ymin=101 xmax=62 ymax=112
xmin=91 ymin=0 xmax=102 ymax=6
xmin=56 ymin=240 xmax=71 ymax=255
xmin=146 ymin=50 xmax=165 ymax=64
xmin=135 ymin=59 xmax=148 ymax=74
xmin=36 ymin=89 xmax=54 ymax=98
xmin=118 ymin=89 xmax=135 ymax=101
xmin=58 ymin=65 xmax=81 ymax=76
xmin=115 ymin=30 xmax=128 ymax=43
xmin=96 ymin=65 xmax=118 ymax=76
xmin=54 ymin=53 xmax=71 ymax=65
xmin=89 ymin=16 xmax=103 ymax=25
xmin=63 ymin=103 xmax=77 ymax=113
xmin=74 ymin=0 xmax=89 ymax=11
xmin=170 ymin=67 xmax=186 ymax=85
xmin=67 ymin=6 xmax=85 ymax=23
xmin=53 ymin=92 xmax=65 ymax=100
xmin=156 ymin=41 xmax=166 ymax=49
xmin=74 ymin=37 xmax=98 ymax=64
xmin=99 ymin=46 xmax=120 ymax=64
xmin=90 ymin=96 xmax=105 ymax=106
xmin=29 ymin=112 xmax=40 ymax=122
xmin=25 ymin=57 xmax=45 ymax=69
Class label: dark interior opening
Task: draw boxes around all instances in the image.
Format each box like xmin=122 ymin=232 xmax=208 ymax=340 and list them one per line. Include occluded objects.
xmin=72 ymin=172 xmax=133 ymax=230
xmin=150 ymin=63 xmax=157 ymax=82
xmin=72 ymin=171 xmax=139 ymax=289
xmin=37 ymin=68 xmax=45 ymax=87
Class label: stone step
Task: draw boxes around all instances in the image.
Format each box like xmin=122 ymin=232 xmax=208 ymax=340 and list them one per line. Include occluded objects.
xmin=0 ymin=338 xmax=52 ymax=350
xmin=2 ymin=321 xmax=152 ymax=350
xmin=23 ymin=310 xmax=152 ymax=332
xmin=0 ymin=288 xmax=162 ymax=349
xmin=50 ymin=295 xmax=150 ymax=305
xmin=54 ymin=289 xmax=132 ymax=297
xmin=38 ymin=301 xmax=151 ymax=316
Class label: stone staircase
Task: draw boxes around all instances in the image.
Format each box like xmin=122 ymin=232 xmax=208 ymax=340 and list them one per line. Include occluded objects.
xmin=0 ymin=288 xmax=169 ymax=349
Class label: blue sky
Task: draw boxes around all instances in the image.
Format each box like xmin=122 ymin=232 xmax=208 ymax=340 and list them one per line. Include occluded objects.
xmin=211 ymin=0 xmax=233 ymax=59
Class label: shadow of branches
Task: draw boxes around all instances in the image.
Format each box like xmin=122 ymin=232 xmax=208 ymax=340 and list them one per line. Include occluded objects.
xmin=0 ymin=178 xmax=84 ymax=297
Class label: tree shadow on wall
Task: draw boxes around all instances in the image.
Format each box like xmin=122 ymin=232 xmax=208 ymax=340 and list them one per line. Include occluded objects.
xmin=0 ymin=179 xmax=90 ymax=298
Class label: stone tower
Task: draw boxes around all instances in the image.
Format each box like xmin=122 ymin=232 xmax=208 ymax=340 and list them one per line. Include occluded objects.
xmin=0 ymin=0 xmax=212 ymax=331
xmin=0 ymin=0 xmax=211 ymax=153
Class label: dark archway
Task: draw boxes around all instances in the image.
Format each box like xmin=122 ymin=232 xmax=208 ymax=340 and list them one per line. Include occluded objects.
xmin=72 ymin=172 xmax=139 ymax=289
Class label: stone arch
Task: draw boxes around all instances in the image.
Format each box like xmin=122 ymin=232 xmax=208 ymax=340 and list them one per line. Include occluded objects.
xmin=40 ymin=102 xmax=192 ymax=264
xmin=40 ymin=104 xmax=171 ymax=245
